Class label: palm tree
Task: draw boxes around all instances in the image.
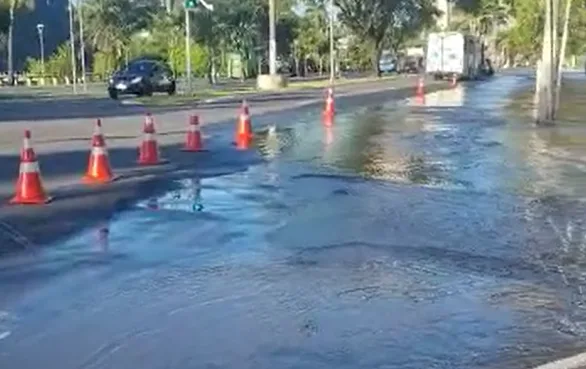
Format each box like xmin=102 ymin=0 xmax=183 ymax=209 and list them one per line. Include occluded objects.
xmin=1 ymin=0 xmax=34 ymax=84
xmin=476 ymin=0 xmax=511 ymax=57
xmin=82 ymin=0 xmax=140 ymax=67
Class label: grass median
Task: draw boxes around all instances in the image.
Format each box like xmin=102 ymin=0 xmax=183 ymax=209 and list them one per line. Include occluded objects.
xmin=135 ymin=74 xmax=399 ymax=107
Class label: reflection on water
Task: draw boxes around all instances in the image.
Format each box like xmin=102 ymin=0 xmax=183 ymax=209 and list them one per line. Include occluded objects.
xmin=294 ymin=76 xmax=586 ymax=197
xmin=407 ymin=85 xmax=467 ymax=107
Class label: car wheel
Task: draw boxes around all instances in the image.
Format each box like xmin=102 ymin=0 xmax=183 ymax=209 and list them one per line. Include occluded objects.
xmin=108 ymin=89 xmax=118 ymax=100
xmin=167 ymin=82 xmax=176 ymax=96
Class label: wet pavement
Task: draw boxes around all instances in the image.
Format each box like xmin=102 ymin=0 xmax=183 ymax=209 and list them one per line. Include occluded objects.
xmin=2 ymin=74 xmax=586 ymax=368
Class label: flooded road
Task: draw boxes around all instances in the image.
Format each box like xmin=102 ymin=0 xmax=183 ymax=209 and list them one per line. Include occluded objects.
xmin=2 ymin=74 xmax=586 ymax=368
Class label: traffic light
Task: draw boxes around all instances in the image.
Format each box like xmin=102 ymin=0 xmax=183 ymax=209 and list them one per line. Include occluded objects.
xmin=184 ymin=0 xmax=197 ymax=8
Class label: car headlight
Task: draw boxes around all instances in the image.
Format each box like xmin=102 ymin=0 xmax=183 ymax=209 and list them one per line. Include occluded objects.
xmin=130 ymin=76 xmax=142 ymax=84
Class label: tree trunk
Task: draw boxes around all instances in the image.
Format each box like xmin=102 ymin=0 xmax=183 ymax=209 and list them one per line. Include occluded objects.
xmin=552 ymin=0 xmax=559 ymax=90
xmin=7 ymin=6 xmax=14 ymax=85
xmin=371 ymin=45 xmax=382 ymax=77
xmin=207 ymin=47 xmax=214 ymax=84
xmin=553 ymin=0 xmax=572 ymax=118
xmin=535 ymin=0 xmax=555 ymax=124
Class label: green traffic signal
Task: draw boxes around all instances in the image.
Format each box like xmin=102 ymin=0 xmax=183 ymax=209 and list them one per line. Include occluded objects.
xmin=184 ymin=0 xmax=197 ymax=8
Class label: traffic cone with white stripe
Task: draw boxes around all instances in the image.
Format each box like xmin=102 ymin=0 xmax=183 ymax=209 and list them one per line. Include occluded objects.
xmin=138 ymin=113 xmax=165 ymax=165
xmin=235 ymin=100 xmax=253 ymax=149
xmin=10 ymin=130 xmax=51 ymax=205
xmin=83 ymin=119 xmax=116 ymax=184
xmin=416 ymin=76 xmax=425 ymax=96
xmin=322 ymin=87 xmax=335 ymax=126
xmin=182 ymin=115 xmax=203 ymax=152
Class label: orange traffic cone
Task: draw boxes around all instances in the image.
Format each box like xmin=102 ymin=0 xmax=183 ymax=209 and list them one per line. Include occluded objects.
xmin=182 ymin=115 xmax=203 ymax=152
xmin=323 ymin=87 xmax=335 ymax=126
xmin=10 ymin=130 xmax=51 ymax=205
xmin=235 ymin=100 xmax=253 ymax=149
xmin=138 ymin=113 xmax=165 ymax=165
xmin=416 ymin=76 xmax=425 ymax=96
xmin=414 ymin=94 xmax=426 ymax=106
xmin=82 ymin=119 xmax=116 ymax=184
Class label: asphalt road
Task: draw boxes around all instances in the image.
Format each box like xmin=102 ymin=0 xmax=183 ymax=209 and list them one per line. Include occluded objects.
xmin=1 ymin=72 xmax=586 ymax=369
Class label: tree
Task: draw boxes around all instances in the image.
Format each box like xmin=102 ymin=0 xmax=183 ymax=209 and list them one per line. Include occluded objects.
xmin=335 ymin=0 xmax=438 ymax=76
xmin=534 ymin=0 xmax=575 ymax=123
xmin=295 ymin=1 xmax=329 ymax=74
xmin=385 ymin=0 xmax=438 ymax=56
xmin=25 ymin=42 xmax=73 ymax=77
xmin=82 ymin=0 xmax=153 ymax=66
xmin=335 ymin=0 xmax=395 ymax=76
xmin=0 ymin=0 xmax=34 ymax=83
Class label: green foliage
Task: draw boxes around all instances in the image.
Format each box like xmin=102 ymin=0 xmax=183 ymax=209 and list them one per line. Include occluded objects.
xmin=295 ymin=2 xmax=329 ymax=59
xmin=565 ymin=0 xmax=586 ymax=57
xmin=82 ymin=0 xmax=147 ymax=62
xmin=25 ymin=42 xmax=72 ymax=77
xmin=0 ymin=4 xmax=8 ymax=34
xmin=92 ymin=51 xmax=118 ymax=78
xmin=335 ymin=0 xmax=438 ymax=74
xmin=168 ymin=41 xmax=209 ymax=76
xmin=498 ymin=0 xmax=542 ymax=60
xmin=59 ymin=0 xmax=446 ymax=80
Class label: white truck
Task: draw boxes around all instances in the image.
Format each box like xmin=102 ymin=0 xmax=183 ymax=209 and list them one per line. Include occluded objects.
xmin=425 ymin=32 xmax=483 ymax=80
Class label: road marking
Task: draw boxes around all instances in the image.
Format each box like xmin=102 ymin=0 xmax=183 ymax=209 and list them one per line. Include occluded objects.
xmin=120 ymin=99 xmax=143 ymax=105
xmin=533 ymin=352 xmax=586 ymax=369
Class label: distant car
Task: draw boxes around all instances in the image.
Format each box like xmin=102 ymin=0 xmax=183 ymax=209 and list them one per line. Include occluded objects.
xmin=108 ymin=58 xmax=176 ymax=99
xmin=397 ymin=56 xmax=422 ymax=74
xmin=379 ymin=58 xmax=397 ymax=74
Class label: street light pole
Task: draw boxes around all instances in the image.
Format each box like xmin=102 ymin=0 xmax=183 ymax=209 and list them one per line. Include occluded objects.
xmin=185 ymin=8 xmax=192 ymax=94
xmin=68 ymin=0 xmax=77 ymax=94
xmin=268 ymin=0 xmax=277 ymax=75
xmin=184 ymin=0 xmax=213 ymax=94
xmin=78 ymin=3 xmax=87 ymax=92
xmin=329 ymin=0 xmax=335 ymax=84
xmin=36 ymin=24 xmax=45 ymax=77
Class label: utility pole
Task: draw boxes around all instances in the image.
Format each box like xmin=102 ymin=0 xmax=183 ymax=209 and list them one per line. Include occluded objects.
xmin=7 ymin=6 xmax=14 ymax=85
xmin=78 ymin=3 xmax=87 ymax=92
xmin=328 ymin=0 xmax=335 ymax=83
xmin=268 ymin=0 xmax=277 ymax=75
xmin=36 ymin=24 xmax=45 ymax=77
xmin=184 ymin=0 xmax=214 ymax=95
xmin=68 ymin=0 xmax=77 ymax=94
xmin=185 ymin=8 xmax=192 ymax=94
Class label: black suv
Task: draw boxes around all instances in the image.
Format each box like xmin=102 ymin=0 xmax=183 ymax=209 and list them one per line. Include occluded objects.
xmin=108 ymin=58 xmax=176 ymax=99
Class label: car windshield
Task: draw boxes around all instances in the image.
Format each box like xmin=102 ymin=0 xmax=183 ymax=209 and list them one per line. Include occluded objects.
xmin=121 ymin=61 xmax=153 ymax=74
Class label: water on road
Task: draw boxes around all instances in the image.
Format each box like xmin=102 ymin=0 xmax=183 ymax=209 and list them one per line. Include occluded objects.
xmin=2 ymin=74 xmax=586 ymax=369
